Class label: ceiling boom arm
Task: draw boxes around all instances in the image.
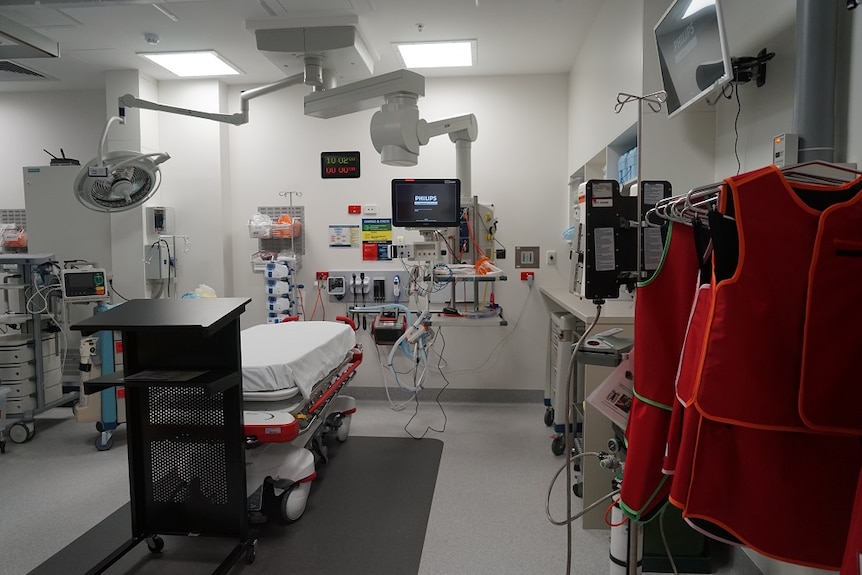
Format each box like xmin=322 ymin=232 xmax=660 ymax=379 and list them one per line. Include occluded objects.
xmin=118 ymin=71 xmax=307 ymax=126
xmin=419 ymin=114 xmax=478 ymax=145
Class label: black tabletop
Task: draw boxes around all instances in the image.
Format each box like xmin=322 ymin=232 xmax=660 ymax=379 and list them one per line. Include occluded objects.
xmin=71 ymin=297 xmax=251 ymax=335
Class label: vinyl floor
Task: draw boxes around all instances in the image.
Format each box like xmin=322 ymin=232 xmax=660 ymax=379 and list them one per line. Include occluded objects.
xmin=1 ymin=397 xmax=762 ymax=575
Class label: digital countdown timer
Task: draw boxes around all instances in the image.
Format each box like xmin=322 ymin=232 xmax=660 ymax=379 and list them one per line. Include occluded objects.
xmin=321 ymin=151 xmax=360 ymax=179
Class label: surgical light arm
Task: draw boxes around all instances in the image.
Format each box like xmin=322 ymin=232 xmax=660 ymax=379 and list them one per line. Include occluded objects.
xmin=118 ymin=71 xmax=307 ymax=126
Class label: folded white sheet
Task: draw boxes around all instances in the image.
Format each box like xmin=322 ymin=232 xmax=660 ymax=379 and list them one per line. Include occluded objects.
xmin=241 ymin=321 xmax=356 ymax=399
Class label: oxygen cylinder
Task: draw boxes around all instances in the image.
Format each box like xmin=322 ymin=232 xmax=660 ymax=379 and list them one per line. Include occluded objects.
xmin=609 ymin=502 xmax=643 ymax=575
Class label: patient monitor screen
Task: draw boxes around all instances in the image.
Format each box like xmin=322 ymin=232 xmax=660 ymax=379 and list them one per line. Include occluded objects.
xmin=391 ymin=179 xmax=461 ymax=228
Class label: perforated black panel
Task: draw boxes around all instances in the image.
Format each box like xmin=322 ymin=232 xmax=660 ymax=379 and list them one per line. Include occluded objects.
xmin=148 ymin=386 xmax=224 ymax=427
xmin=146 ymin=387 xmax=228 ymax=507
xmin=150 ymin=439 xmax=228 ymax=505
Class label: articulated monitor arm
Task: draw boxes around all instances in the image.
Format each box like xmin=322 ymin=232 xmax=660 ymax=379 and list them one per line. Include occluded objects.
xmin=118 ymin=72 xmax=307 ymax=126
xmin=370 ymin=91 xmax=478 ymax=166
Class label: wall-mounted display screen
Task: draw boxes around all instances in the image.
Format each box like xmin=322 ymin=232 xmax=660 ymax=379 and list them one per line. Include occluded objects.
xmin=655 ymin=0 xmax=732 ymax=118
xmin=391 ymin=178 xmax=461 ymax=228
xmin=321 ymin=151 xmax=360 ymax=178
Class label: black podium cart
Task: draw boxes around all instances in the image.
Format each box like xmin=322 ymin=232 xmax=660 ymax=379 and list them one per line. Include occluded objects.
xmin=72 ymin=297 xmax=254 ymax=574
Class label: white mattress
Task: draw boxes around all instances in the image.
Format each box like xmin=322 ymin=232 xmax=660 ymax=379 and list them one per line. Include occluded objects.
xmin=241 ymin=321 xmax=356 ymax=398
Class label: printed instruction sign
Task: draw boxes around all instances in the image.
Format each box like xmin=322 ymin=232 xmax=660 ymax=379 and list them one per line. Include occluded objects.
xmin=361 ymin=218 xmax=392 ymax=261
xmin=329 ymin=225 xmax=361 ymax=247
xmin=586 ymin=350 xmax=634 ymax=430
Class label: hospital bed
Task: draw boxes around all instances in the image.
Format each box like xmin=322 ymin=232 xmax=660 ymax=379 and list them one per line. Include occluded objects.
xmin=240 ymin=316 xmax=361 ymax=524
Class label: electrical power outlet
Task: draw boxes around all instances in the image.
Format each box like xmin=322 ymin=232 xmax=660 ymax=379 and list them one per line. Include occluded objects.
xmin=520 ymin=271 xmax=535 ymax=281
xmin=411 ymin=242 xmax=438 ymax=261
xmin=391 ymin=244 xmax=412 ymax=259
xmin=316 ymin=271 xmax=329 ymax=281
xmin=546 ymin=250 xmax=557 ymax=265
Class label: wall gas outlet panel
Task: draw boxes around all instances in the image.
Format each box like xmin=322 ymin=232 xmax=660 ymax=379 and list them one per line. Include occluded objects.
xmin=146 ymin=206 xmax=175 ymax=236
xmin=328 ymin=276 xmax=346 ymax=296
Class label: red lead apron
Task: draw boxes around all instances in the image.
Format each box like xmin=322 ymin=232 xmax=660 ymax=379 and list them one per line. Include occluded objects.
xmin=683 ymin=418 xmax=861 ymax=570
xmin=694 ymin=164 xmax=862 ymax=432
xmin=681 ymin=167 xmax=862 ymax=569
xmin=842 ymin=466 xmax=862 ymax=575
xmin=621 ymin=223 xmax=698 ymax=521
xmin=799 ymin=199 xmax=862 ymax=435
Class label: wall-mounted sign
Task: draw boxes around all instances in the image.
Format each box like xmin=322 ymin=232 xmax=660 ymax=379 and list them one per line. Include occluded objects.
xmin=321 ymin=151 xmax=360 ymax=179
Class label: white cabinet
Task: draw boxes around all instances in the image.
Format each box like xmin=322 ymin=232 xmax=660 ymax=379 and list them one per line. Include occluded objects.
xmin=569 ymin=123 xmax=638 ymax=230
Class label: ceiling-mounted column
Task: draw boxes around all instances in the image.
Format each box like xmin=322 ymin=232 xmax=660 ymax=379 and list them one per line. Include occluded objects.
xmin=794 ymin=0 xmax=840 ymax=162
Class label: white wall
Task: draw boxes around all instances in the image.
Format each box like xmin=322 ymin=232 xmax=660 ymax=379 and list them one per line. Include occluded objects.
xmin=568 ymin=0 xmax=642 ymax=174
xmin=714 ymin=0 xmax=797 ymax=177
xmin=0 ymin=90 xmax=104 ymax=206
xmin=227 ymin=73 xmax=572 ymax=390
xmin=156 ymin=79 xmax=229 ymax=297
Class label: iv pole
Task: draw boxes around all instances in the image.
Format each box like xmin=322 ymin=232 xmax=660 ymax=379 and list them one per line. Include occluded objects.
xmin=612 ymin=89 xmax=666 ymax=575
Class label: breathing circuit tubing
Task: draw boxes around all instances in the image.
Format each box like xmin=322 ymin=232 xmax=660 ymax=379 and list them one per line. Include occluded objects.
xmin=351 ymin=303 xmax=433 ymax=393
xmin=545 ymin=451 xmax=621 ymax=525
xmin=542 ymin=301 xmax=604 ymax=575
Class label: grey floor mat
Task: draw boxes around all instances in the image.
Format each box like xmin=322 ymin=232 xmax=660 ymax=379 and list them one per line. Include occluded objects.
xmin=29 ymin=436 xmax=443 ymax=575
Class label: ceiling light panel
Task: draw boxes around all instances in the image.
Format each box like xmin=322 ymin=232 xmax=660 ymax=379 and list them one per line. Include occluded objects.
xmin=393 ymin=40 xmax=477 ymax=69
xmin=138 ymin=50 xmax=241 ymax=77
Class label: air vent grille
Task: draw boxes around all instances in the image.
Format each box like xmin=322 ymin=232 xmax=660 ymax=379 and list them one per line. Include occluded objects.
xmin=0 ymin=60 xmax=51 ymax=80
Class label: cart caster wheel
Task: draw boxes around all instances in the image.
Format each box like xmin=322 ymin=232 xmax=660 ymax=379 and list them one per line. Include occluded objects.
xmin=544 ymin=408 xmax=554 ymax=427
xmin=146 ymin=535 xmax=164 ymax=554
xmin=310 ymin=437 xmax=328 ymax=466
xmin=26 ymin=423 xmax=35 ymax=441
xmin=278 ymin=484 xmax=306 ymax=524
xmin=9 ymin=422 xmax=30 ymax=444
xmin=551 ymin=435 xmax=565 ymax=456
xmin=0 ymin=440 xmax=5 ymax=454
xmin=96 ymin=421 xmax=103 ymax=433
xmin=573 ymin=482 xmax=583 ymax=498
xmin=245 ymin=540 xmax=257 ymax=564
xmin=95 ymin=434 xmax=113 ymax=451
xmin=336 ymin=415 xmax=351 ymax=443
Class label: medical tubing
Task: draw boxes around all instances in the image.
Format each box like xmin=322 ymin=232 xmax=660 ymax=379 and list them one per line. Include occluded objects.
xmin=462 ymin=208 xmax=488 ymax=259
xmin=605 ymin=496 xmax=628 ymax=527
xmin=355 ymin=304 xmax=429 ymax=392
xmin=564 ymin=303 xmax=603 ymax=575
xmin=660 ymin=505 xmax=680 ymax=575
xmin=310 ymin=284 xmax=324 ymax=321
xmin=545 ymin=451 xmax=602 ymax=524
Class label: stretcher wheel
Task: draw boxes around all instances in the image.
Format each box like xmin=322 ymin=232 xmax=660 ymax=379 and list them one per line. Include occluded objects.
xmin=245 ymin=539 xmax=257 ymax=564
xmin=96 ymin=421 xmax=103 ymax=432
xmin=544 ymin=408 xmax=554 ymax=427
xmin=278 ymin=483 xmax=307 ymax=524
xmin=95 ymin=434 xmax=113 ymax=451
xmin=0 ymin=440 xmax=6 ymax=454
xmin=146 ymin=535 xmax=164 ymax=553
xmin=551 ymin=435 xmax=566 ymax=456
xmin=336 ymin=415 xmax=351 ymax=442
xmin=573 ymin=482 xmax=583 ymax=498
xmin=310 ymin=436 xmax=328 ymax=466
xmin=9 ymin=422 xmax=31 ymax=444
